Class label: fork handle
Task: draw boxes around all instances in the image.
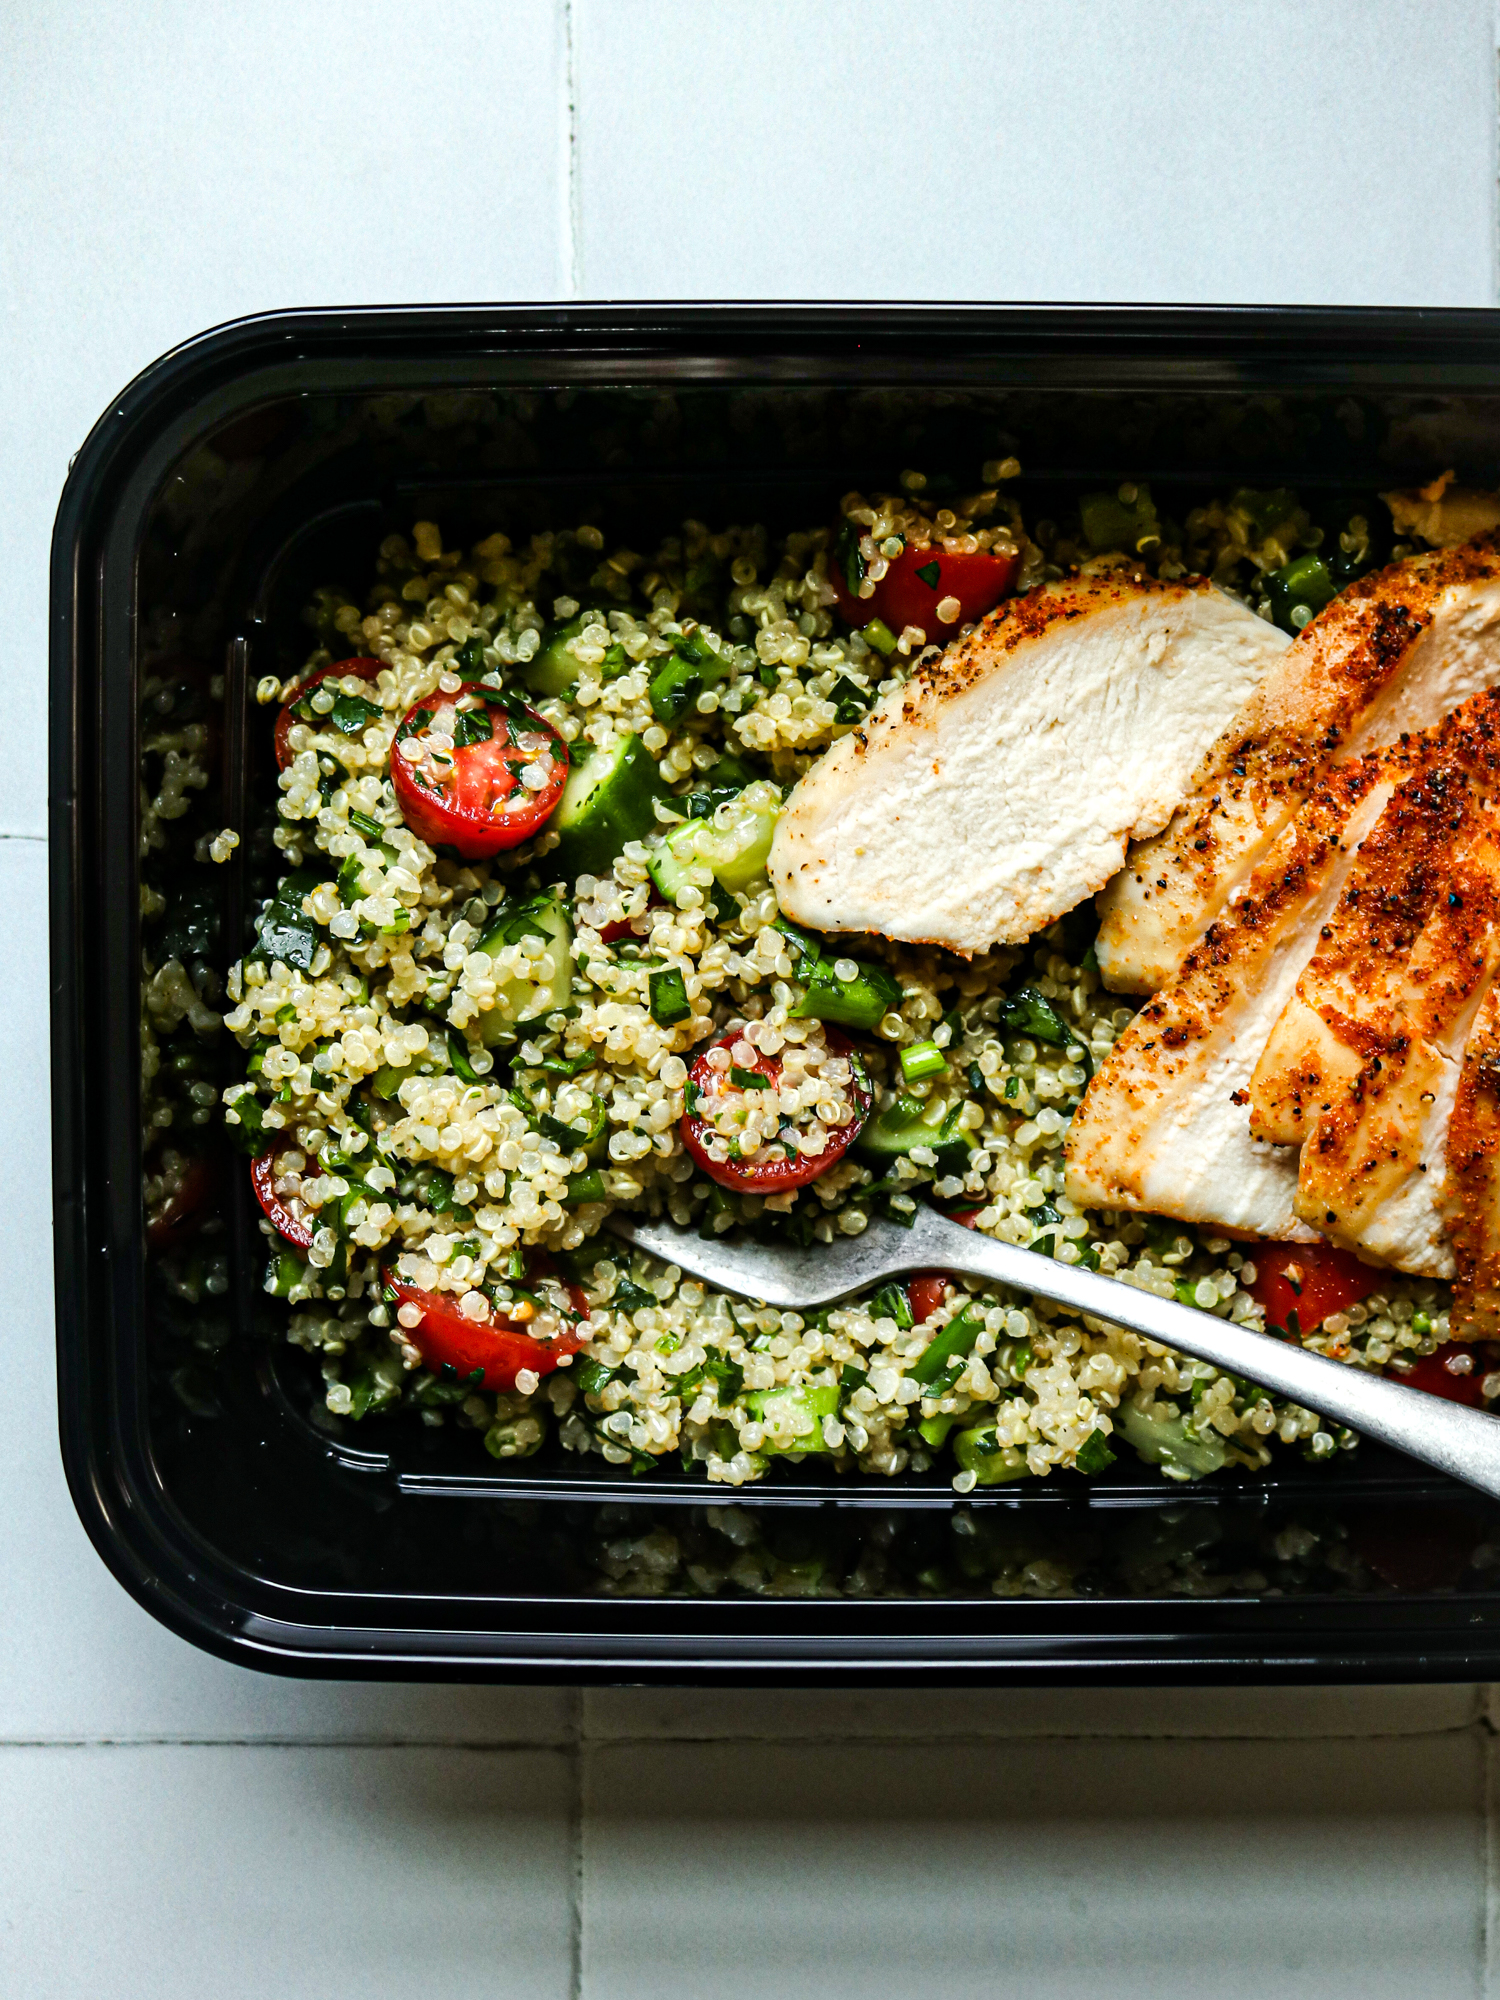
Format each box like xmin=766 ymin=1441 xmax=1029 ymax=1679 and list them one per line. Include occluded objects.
xmin=909 ymin=1207 xmax=1500 ymax=1500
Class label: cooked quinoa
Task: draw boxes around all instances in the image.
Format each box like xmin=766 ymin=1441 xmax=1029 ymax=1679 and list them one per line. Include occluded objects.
xmin=214 ymin=479 xmax=1483 ymax=1491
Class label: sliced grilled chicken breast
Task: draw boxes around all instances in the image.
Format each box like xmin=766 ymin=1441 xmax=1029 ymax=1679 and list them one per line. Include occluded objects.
xmin=1095 ymin=535 xmax=1500 ymax=996
xmin=1445 ymin=984 xmax=1500 ymax=1337
xmin=1064 ymin=765 xmax=1393 ymax=1240
xmin=1249 ymin=734 xmax=1500 ymax=1277
xmin=767 ymin=571 xmax=1288 ymax=955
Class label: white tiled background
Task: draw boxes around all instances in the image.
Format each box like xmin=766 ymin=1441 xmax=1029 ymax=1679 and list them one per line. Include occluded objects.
xmin=3 ymin=2 xmax=1500 ymax=1992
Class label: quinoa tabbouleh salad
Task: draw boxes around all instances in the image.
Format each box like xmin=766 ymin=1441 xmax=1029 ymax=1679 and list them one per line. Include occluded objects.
xmin=215 ymin=472 xmax=1486 ymax=1492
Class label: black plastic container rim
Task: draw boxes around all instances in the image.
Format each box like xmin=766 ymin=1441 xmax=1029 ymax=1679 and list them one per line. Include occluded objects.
xmin=50 ymin=300 xmax=1500 ymax=1682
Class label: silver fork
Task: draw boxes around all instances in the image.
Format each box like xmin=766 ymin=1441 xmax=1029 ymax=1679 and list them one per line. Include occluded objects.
xmin=607 ymin=1203 xmax=1500 ymax=1500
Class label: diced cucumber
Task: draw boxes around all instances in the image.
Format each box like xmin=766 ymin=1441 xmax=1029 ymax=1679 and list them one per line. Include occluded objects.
xmin=550 ymin=734 xmax=671 ymax=881
xmin=952 ymin=1420 xmax=1032 ymax=1485
xmin=648 ymin=629 xmax=732 ymax=723
xmin=522 ymin=610 xmax=609 ymax=698
xmin=747 ymin=1381 xmax=840 ymax=1454
xmin=855 ymin=1090 xmax=976 ymax=1180
xmin=474 ymin=893 xmax=574 ymax=1047
xmin=678 ymin=752 xmax=759 ymax=815
xmin=1113 ymin=1402 xmax=1228 ymax=1480
xmin=774 ymin=918 xmax=902 ymax=1032
xmin=647 ymin=786 xmax=780 ymax=900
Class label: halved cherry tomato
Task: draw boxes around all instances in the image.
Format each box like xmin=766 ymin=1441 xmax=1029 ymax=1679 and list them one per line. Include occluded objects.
xmin=1246 ymin=1240 xmax=1383 ymax=1335
xmin=250 ymin=1142 xmax=321 ymax=1251
xmin=829 ymin=538 xmax=1018 ymax=638
xmin=274 ymin=656 xmax=383 ymax=771
xmin=391 ymin=684 xmax=568 ymax=859
xmin=384 ymin=1268 xmax=588 ymax=1392
xmin=1398 ymin=1343 xmax=1488 ymax=1408
xmin=907 ymin=1274 xmax=951 ymax=1325
xmin=682 ymin=1027 xmax=873 ymax=1194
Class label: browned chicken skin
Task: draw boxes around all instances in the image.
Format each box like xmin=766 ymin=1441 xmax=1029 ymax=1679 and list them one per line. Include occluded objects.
xmin=1096 ymin=535 xmax=1500 ymax=996
xmin=1071 ymin=689 xmax=1500 ymax=1317
xmin=1249 ymin=726 xmax=1500 ymax=1272
xmin=1443 ymin=984 xmax=1500 ymax=1339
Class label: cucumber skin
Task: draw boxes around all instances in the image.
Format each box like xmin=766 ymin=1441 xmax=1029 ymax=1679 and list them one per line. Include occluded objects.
xmin=551 ymin=736 xmax=670 ymax=881
xmin=475 ymin=896 xmax=574 ymax=1046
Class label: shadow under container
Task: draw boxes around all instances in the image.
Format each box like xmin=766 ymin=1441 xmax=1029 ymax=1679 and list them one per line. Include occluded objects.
xmin=49 ymin=302 xmax=1500 ymax=1679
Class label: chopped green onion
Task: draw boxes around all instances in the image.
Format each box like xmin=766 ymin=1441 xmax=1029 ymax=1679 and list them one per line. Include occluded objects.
xmin=863 ymin=617 xmax=898 ymax=656
xmin=911 ymin=1306 xmax=984 ymax=1386
xmin=348 ymin=808 xmax=387 ymax=841
xmin=531 ymin=1051 xmax=597 ymax=1078
xmin=899 ymin=1039 xmax=945 ymax=1083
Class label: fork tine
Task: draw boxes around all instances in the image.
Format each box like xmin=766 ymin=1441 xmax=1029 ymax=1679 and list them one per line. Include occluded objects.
xmin=604 ymin=1210 xmax=916 ymax=1308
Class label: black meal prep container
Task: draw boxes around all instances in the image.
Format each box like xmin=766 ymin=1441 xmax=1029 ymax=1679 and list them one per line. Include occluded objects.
xmin=50 ymin=303 xmax=1500 ymax=1681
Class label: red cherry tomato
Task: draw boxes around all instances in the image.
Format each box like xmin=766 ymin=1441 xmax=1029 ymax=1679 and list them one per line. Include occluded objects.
xmin=391 ymin=684 xmax=568 ymax=859
xmin=384 ymin=1269 xmax=587 ymax=1392
xmin=251 ymin=1143 xmax=322 ymax=1250
xmin=907 ymin=1274 xmax=951 ymax=1325
xmin=1399 ymin=1343 xmax=1487 ymax=1407
xmin=681 ymin=1028 xmax=873 ymax=1194
xmin=274 ymin=657 xmax=383 ymax=771
xmin=876 ymin=544 xmax=1019 ymax=637
xmin=1246 ymin=1240 xmax=1383 ymax=1335
xmin=828 ymin=537 xmax=1017 ymax=638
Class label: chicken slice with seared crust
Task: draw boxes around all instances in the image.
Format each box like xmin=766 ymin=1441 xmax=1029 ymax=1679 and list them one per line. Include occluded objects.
xmin=1444 ymin=984 xmax=1500 ymax=1337
xmin=1095 ymin=534 xmax=1500 ymax=996
xmin=767 ymin=570 xmax=1288 ymax=955
xmin=1063 ymin=763 xmax=1393 ymax=1241
xmin=1249 ymin=727 xmax=1500 ymax=1277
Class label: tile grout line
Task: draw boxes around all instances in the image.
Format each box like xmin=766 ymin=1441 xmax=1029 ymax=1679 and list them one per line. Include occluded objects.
xmin=0 ymin=1736 xmax=578 ymax=1752
xmin=0 ymin=1717 xmax=1487 ymax=1753
xmin=1486 ymin=1690 xmax=1497 ymax=2000
xmin=568 ymin=1688 xmax=585 ymax=2000
xmin=561 ymin=0 xmax=581 ymax=299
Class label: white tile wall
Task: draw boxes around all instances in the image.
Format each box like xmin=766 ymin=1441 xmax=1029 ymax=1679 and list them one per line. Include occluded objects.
xmin=572 ymin=0 xmax=1498 ymax=309
xmin=6 ymin=1 xmax=1500 ymax=1992
xmin=583 ymin=1733 xmax=1485 ymax=2000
